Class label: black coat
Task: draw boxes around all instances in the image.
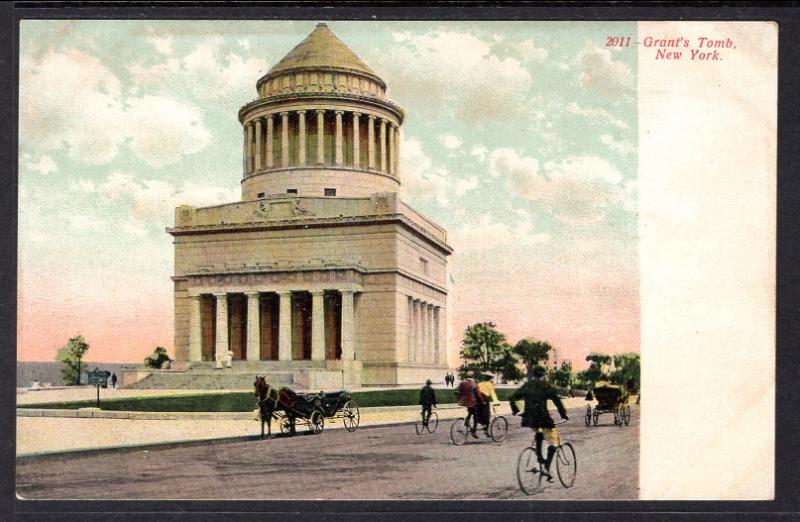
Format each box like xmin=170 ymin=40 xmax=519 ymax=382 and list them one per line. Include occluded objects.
xmin=509 ymin=379 xmax=567 ymax=429
xmin=419 ymin=385 xmax=437 ymax=406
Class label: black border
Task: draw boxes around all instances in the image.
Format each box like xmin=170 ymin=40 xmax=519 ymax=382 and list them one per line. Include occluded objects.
xmin=3 ymin=2 xmax=799 ymax=520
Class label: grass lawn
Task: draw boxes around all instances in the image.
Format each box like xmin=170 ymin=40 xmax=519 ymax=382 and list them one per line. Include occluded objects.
xmin=21 ymin=388 xmax=520 ymax=412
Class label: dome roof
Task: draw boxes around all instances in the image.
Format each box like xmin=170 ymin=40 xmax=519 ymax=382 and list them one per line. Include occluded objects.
xmin=262 ymin=23 xmax=384 ymax=86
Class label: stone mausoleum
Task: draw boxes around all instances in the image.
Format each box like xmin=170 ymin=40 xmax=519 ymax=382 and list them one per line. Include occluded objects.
xmin=167 ymin=24 xmax=452 ymax=388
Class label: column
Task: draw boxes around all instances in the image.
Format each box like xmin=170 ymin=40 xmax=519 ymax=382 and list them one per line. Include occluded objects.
xmin=379 ymin=119 xmax=387 ymax=172
xmin=297 ymin=110 xmax=306 ymax=166
xmin=188 ymin=295 xmax=202 ymax=362
xmin=341 ymin=290 xmax=355 ymax=361
xmin=367 ymin=115 xmax=376 ymax=170
xmin=406 ymin=296 xmax=413 ymax=363
xmin=335 ymin=111 xmax=344 ymax=166
xmin=427 ymin=304 xmax=434 ymax=364
xmin=246 ymin=123 xmax=254 ymax=174
xmin=254 ymin=118 xmax=263 ymax=171
xmin=388 ymin=123 xmax=396 ymax=175
xmin=434 ymin=306 xmax=441 ymax=365
xmin=246 ymin=292 xmax=260 ymax=362
xmin=417 ymin=301 xmax=425 ymax=364
xmin=214 ymin=293 xmax=229 ymax=359
xmin=266 ymin=115 xmax=274 ymax=169
xmin=280 ymin=112 xmax=289 ymax=168
xmin=421 ymin=302 xmax=429 ymax=363
xmin=242 ymin=127 xmax=247 ymax=176
xmin=394 ymin=126 xmax=401 ymax=176
xmin=278 ymin=291 xmax=292 ymax=361
xmin=311 ymin=291 xmax=325 ymax=361
xmin=316 ymin=110 xmax=325 ymax=164
xmin=352 ymin=112 xmax=361 ymax=168
xmin=411 ymin=299 xmax=420 ymax=363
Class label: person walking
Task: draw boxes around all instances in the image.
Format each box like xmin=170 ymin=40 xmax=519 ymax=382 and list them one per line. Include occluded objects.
xmin=419 ymin=379 xmax=437 ymax=427
xmin=110 ymin=373 xmax=117 ymax=389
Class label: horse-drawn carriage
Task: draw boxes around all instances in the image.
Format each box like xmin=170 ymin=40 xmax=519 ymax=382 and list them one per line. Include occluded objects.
xmin=584 ymin=382 xmax=632 ymax=427
xmin=254 ymin=377 xmax=360 ymax=438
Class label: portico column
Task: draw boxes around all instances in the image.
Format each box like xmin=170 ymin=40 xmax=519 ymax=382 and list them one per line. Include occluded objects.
xmin=335 ymin=111 xmax=344 ymax=166
xmin=379 ymin=119 xmax=387 ymax=172
xmin=214 ymin=293 xmax=229 ymax=359
xmin=297 ymin=110 xmax=306 ymax=166
xmin=394 ymin=126 xmax=401 ymax=177
xmin=316 ymin=110 xmax=325 ymax=164
xmin=311 ymin=291 xmax=325 ymax=361
xmin=278 ymin=291 xmax=292 ymax=361
xmin=341 ymin=290 xmax=355 ymax=361
xmin=367 ymin=115 xmax=376 ymax=170
xmin=280 ymin=112 xmax=289 ymax=168
xmin=246 ymin=292 xmax=260 ymax=362
xmin=406 ymin=296 xmax=413 ymax=363
xmin=388 ymin=123 xmax=396 ymax=175
xmin=411 ymin=299 xmax=420 ymax=362
xmin=427 ymin=304 xmax=434 ymax=364
xmin=254 ymin=118 xmax=263 ymax=171
xmin=246 ymin=123 xmax=254 ymax=174
xmin=242 ymin=127 xmax=247 ymax=176
xmin=352 ymin=112 xmax=361 ymax=168
xmin=433 ymin=306 xmax=441 ymax=365
xmin=266 ymin=115 xmax=274 ymax=169
xmin=188 ymin=295 xmax=202 ymax=362
xmin=417 ymin=301 xmax=425 ymax=364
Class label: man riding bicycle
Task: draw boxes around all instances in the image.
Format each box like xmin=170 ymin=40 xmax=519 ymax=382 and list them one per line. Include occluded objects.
xmin=510 ymin=365 xmax=569 ymax=481
xmin=456 ymin=371 xmax=484 ymax=438
xmin=419 ymin=379 xmax=437 ymax=426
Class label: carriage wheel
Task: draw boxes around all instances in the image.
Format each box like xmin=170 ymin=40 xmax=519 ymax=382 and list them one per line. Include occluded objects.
xmin=624 ymin=405 xmax=631 ymax=426
xmin=584 ymin=405 xmax=592 ymax=427
xmin=617 ymin=406 xmax=625 ymax=427
xmin=489 ymin=415 xmax=509 ymax=442
xmin=556 ymin=443 xmax=577 ymax=488
xmin=592 ymin=410 xmax=599 ymax=426
xmin=342 ymin=401 xmax=360 ymax=433
xmin=279 ymin=417 xmax=293 ymax=434
xmin=426 ymin=411 xmax=439 ymax=433
xmin=449 ymin=417 xmax=468 ymax=446
xmin=309 ymin=410 xmax=325 ymax=435
xmin=517 ymin=446 xmax=545 ymax=495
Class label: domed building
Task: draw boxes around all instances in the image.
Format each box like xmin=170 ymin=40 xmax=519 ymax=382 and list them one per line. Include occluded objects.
xmin=166 ymin=23 xmax=453 ymax=388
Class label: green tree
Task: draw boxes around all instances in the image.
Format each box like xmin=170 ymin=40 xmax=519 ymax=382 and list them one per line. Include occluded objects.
xmin=609 ymin=353 xmax=641 ymax=391
xmin=144 ymin=346 xmax=173 ymax=369
xmin=512 ymin=338 xmax=552 ymax=377
xmin=458 ymin=322 xmax=516 ymax=381
xmin=551 ymin=361 xmax=574 ymax=388
xmin=577 ymin=352 xmax=611 ymax=386
xmin=55 ymin=335 xmax=90 ymax=385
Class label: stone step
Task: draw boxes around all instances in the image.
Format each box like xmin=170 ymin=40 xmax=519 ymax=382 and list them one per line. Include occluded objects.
xmin=126 ymin=371 xmax=293 ymax=390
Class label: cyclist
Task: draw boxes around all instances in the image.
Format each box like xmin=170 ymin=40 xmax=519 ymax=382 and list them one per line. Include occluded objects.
xmin=510 ymin=365 xmax=568 ymax=481
xmin=476 ymin=372 xmax=499 ymax=436
xmin=456 ymin=371 xmax=483 ymax=438
xmin=419 ymin=379 xmax=437 ymax=427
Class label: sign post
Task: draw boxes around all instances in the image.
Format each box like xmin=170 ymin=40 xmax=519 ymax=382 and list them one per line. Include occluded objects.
xmin=87 ymin=367 xmax=110 ymax=409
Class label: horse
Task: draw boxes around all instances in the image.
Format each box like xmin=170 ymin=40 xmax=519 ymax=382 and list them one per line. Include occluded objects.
xmin=253 ymin=376 xmax=300 ymax=438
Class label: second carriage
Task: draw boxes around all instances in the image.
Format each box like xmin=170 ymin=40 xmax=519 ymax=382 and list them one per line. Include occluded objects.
xmin=584 ymin=382 xmax=632 ymax=427
xmin=276 ymin=390 xmax=361 ymax=435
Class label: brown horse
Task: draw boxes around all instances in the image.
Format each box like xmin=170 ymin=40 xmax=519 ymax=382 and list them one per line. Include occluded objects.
xmin=253 ymin=376 xmax=300 ymax=438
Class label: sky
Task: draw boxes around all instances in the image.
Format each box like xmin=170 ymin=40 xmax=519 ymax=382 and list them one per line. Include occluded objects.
xmin=17 ymin=20 xmax=639 ymax=367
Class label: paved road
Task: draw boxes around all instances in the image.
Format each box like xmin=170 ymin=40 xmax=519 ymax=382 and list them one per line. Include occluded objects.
xmin=16 ymin=405 xmax=639 ymax=500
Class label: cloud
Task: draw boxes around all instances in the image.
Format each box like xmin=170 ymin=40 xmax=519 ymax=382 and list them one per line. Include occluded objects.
xmin=147 ymin=34 xmax=173 ymax=55
xmin=470 ymin=145 xmax=488 ymax=161
xmin=599 ymin=134 xmax=636 ymax=155
xmin=511 ymin=38 xmax=549 ymax=64
xmin=450 ymin=214 xmax=550 ymax=254
xmin=84 ymin=171 xmax=239 ymax=226
xmin=20 ymin=49 xmax=211 ymax=167
xmin=577 ymin=44 xmax=634 ymax=94
xmin=369 ymin=30 xmax=532 ymax=123
xmin=565 ymin=102 xmax=629 ymax=130
xmin=438 ymin=133 xmax=463 ymax=150
xmin=399 ymin=136 xmax=452 ymax=206
xmin=21 ymin=154 xmax=58 ymax=175
xmin=455 ymin=176 xmax=479 ymax=195
xmin=127 ymin=37 xmax=269 ymax=108
xmin=489 ymin=148 xmax=628 ymax=224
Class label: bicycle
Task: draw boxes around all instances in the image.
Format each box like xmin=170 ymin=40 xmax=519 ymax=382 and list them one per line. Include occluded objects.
xmin=415 ymin=408 xmax=439 ymax=434
xmin=516 ymin=419 xmax=576 ymax=495
xmin=449 ymin=403 xmax=508 ymax=445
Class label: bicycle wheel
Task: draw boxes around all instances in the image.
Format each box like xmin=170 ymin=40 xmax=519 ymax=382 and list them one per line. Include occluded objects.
xmin=556 ymin=442 xmax=577 ymax=488
xmin=426 ymin=411 xmax=439 ymax=433
xmin=449 ymin=417 xmax=468 ymax=446
xmin=489 ymin=415 xmax=508 ymax=442
xmin=415 ymin=416 xmax=424 ymax=435
xmin=516 ymin=446 xmax=544 ymax=495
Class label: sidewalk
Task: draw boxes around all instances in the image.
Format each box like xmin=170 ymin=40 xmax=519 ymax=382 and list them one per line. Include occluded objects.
xmin=16 ymin=398 xmax=587 ymax=457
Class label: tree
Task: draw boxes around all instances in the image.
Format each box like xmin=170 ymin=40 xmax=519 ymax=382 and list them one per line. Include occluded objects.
xmin=609 ymin=353 xmax=640 ymax=391
xmin=512 ymin=338 xmax=552 ymax=377
xmin=144 ymin=346 xmax=173 ymax=369
xmin=458 ymin=322 xmax=516 ymax=381
xmin=551 ymin=361 xmax=574 ymax=388
xmin=55 ymin=335 xmax=89 ymax=385
xmin=577 ymin=352 xmax=612 ymax=386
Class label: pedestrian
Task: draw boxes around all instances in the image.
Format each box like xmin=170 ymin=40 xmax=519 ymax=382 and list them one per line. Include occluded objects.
xmin=419 ymin=379 xmax=437 ymax=427
xmin=456 ymin=371 xmax=483 ymax=438
xmin=110 ymin=373 xmax=117 ymax=389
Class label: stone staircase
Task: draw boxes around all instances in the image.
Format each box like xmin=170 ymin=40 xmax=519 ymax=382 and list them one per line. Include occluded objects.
xmin=125 ymin=362 xmax=301 ymax=390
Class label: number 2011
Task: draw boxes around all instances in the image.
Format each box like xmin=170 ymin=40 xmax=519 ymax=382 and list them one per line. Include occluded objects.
xmin=606 ymin=36 xmax=631 ymax=47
